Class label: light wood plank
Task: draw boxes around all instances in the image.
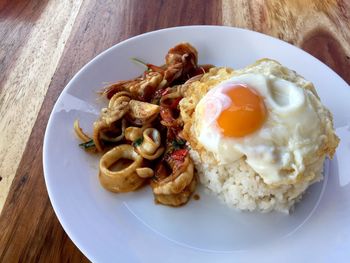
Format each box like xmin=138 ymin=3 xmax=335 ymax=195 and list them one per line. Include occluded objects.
xmin=0 ymin=0 xmax=84 ymax=212
xmin=222 ymin=0 xmax=350 ymax=83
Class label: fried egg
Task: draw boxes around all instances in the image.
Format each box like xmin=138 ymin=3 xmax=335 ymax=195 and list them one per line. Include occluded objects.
xmin=182 ymin=59 xmax=339 ymax=186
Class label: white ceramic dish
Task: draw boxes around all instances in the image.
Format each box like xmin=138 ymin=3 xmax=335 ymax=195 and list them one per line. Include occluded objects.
xmin=43 ymin=26 xmax=350 ymax=263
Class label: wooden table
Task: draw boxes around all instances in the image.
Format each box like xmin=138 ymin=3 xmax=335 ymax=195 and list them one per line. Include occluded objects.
xmin=0 ymin=0 xmax=349 ymax=261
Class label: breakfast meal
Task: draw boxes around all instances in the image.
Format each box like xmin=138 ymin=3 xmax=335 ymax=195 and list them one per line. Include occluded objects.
xmin=74 ymin=43 xmax=339 ymax=213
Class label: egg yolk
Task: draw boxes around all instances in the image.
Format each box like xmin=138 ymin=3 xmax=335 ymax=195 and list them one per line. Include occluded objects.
xmin=217 ymin=85 xmax=267 ymax=137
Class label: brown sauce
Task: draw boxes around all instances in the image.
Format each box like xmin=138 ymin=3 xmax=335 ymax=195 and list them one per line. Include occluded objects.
xmin=193 ymin=194 xmax=200 ymax=200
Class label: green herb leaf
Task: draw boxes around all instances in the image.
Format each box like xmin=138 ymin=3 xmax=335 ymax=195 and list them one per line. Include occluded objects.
xmin=79 ymin=139 xmax=95 ymax=149
xmin=133 ymin=137 xmax=144 ymax=147
xmin=131 ymin=57 xmax=149 ymax=70
xmin=172 ymin=139 xmax=186 ymax=149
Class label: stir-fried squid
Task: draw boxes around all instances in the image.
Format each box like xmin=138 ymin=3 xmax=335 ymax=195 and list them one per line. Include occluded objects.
xmin=74 ymin=43 xmax=214 ymax=206
xmin=99 ymin=145 xmax=144 ymax=192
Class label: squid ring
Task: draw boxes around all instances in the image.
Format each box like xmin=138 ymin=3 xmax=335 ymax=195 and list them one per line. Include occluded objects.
xmin=99 ymin=144 xmax=144 ymax=192
xmin=136 ymin=167 xmax=154 ymax=178
xmin=124 ymin=125 xmax=150 ymax=142
xmin=136 ymin=128 xmax=164 ymax=160
xmin=100 ymin=119 xmax=127 ymax=143
xmin=152 ymin=156 xmax=194 ymax=195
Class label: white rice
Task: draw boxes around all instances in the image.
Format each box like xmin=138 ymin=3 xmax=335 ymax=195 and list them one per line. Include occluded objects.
xmin=189 ymin=149 xmax=323 ymax=213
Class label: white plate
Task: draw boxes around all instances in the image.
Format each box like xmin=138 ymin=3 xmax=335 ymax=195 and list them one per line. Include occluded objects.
xmin=43 ymin=26 xmax=350 ymax=263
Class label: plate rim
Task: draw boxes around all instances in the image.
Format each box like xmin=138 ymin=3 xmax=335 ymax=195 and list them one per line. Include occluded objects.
xmin=42 ymin=25 xmax=350 ymax=262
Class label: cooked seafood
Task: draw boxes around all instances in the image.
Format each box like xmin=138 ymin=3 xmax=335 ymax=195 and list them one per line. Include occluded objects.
xmin=134 ymin=128 xmax=164 ymax=160
xmin=126 ymin=100 xmax=160 ymax=125
xmin=99 ymin=145 xmax=144 ymax=192
xmin=75 ymin=43 xmax=338 ymax=213
xmin=75 ymin=43 xmax=213 ymax=206
xmin=102 ymin=43 xmax=200 ymax=101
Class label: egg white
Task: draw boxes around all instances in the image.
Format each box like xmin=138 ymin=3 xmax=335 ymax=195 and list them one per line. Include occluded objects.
xmin=194 ymin=72 xmax=328 ymax=185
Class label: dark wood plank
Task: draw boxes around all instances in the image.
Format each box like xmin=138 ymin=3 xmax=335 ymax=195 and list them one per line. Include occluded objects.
xmin=0 ymin=0 xmax=222 ymax=261
xmin=0 ymin=0 xmax=49 ymax=89
xmin=301 ymin=27 xmax=350 ymax=84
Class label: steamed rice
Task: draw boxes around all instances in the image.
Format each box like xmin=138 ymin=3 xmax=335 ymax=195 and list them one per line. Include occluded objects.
xmin=189 ymin=148 xmax=323 ymax=213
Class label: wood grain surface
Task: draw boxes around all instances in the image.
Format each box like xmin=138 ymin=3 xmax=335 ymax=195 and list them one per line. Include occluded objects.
xmin=0 ymin=0 xmax=84 ymax=211
xmin=0 ymin=0 xmax=349 ymax=262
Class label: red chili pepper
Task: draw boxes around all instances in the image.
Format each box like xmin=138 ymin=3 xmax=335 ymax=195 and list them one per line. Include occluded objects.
xmin=161 ymin=88 xmax=171 ymax=96
xmin=105 ymin=86 xmax=120 ymax=99
xmin=171 ymin=149 xmax=188 ymax=161
xmin=160 ymin=107 xmax=175 ymax=123
xmin=169 ymin=97 xmax=182 ymax=109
